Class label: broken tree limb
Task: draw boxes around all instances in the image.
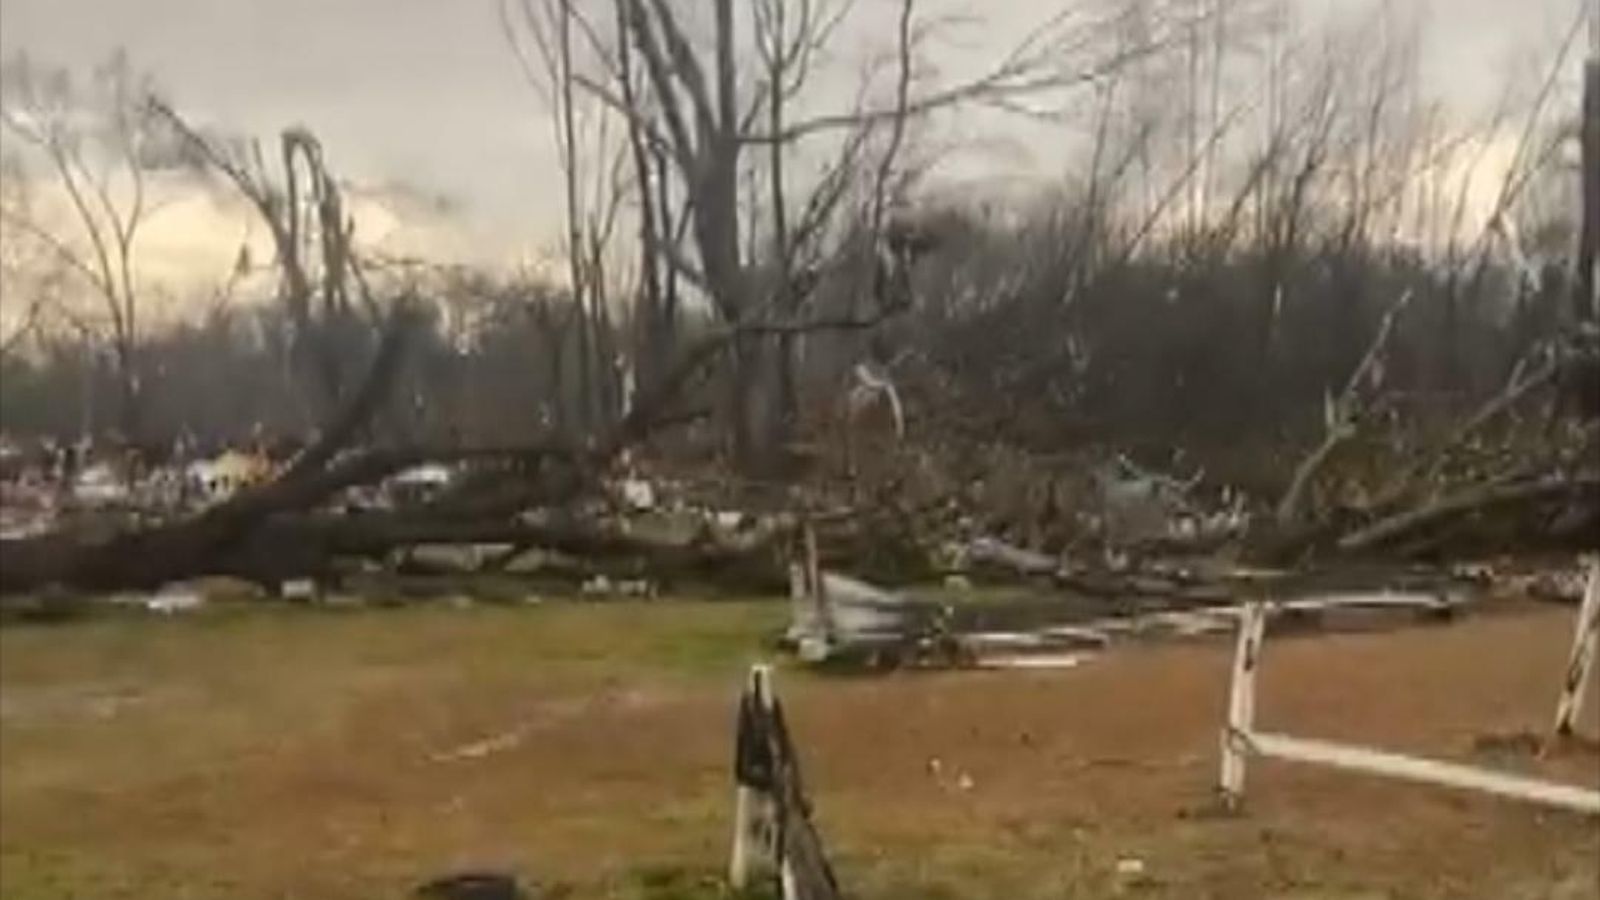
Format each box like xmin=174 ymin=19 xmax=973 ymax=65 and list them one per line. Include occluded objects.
xmin=1276 ymin=290 xmax=1412 ymax=526
xmin=2 ymin=495 xmax=793 ymax=597
xmin=0 ymin=298 xmax=736 ymax=598
xmin=1369 ymin=350 xmax=1562 ymax=513
xmin=277 ymin=305 xmax=417 ymax=481
xmin=0 ymin=306 xmax=426 ymax=594
xmin=1275 ymin=428 xmax=1354 ymax=526
xmin=322 ymin=513 xmax=782 ymax=579
xmin=1336 ymin=475 xmax=1600 ymax=554
xmin=966 ymin=536 xmax=1059 ymax=577
xmin=0 ymin=303 xmax=596 ymax=597
xmin=0 ymin=436 xmax=584 ymax=595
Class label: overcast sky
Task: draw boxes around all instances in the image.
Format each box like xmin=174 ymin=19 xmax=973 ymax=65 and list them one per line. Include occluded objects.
xmin=0 ymin=0 xmax=1586 ymax=279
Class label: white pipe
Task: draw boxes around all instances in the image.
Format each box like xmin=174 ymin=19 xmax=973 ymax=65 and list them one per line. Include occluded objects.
xmin=1246 ymin=731 xmax=1600 ymax=816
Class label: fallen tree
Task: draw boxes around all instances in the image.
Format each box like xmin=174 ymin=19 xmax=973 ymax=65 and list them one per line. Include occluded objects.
xmin=0 ymin=303 xmax=795 ymax=596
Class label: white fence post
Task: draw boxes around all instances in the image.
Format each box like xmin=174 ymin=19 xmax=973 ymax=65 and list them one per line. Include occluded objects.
xmin=803 ymin=521 xmax=834 ymax=644
xmin=1554 ymin=560 xmax=1600 ymax=738
xmin=730 ymin=664 xmax=776 ymax=889
xmin=1219 ymin=601 xmax=1267 ymax=809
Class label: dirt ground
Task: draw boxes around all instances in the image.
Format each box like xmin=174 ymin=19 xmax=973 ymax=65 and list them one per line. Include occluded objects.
xmin=1 ymin=600 xmax=1596 ymax=899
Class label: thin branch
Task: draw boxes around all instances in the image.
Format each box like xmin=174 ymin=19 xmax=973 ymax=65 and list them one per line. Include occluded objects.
xmin=0 ymin=206 xmax=113 ymax=296
xmin=744 ymin=36 xmax=1162 ymax=145
xmin=1338 ymin=476 xmax=1600 ymax=553
xmin=1276 ymin=289 xmax=1413 ymax=525
xmin=868 ymin=0 xmax=917 ymax=243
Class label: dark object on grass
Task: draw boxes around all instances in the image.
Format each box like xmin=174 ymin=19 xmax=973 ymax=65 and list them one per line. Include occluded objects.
xmin=412 ymin=872 xmax=529 ymax=900
xmin=733 ymin=672 xmax=842 ymax=900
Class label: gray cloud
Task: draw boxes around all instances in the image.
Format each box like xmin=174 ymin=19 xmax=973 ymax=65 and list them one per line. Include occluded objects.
xmin=0 ymin=0 xmax=1582 ymax=257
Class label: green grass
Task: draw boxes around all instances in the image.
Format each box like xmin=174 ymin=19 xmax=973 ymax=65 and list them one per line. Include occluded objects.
xmin=3 ymin=600 xmax=1595 ymax=900
xmin=1 ymin=599 xmax=794 ymax=900
xmin=1 ymin=598 xmax=788 ymax=682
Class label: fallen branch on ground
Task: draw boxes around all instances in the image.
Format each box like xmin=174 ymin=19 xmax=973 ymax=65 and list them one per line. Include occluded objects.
xmin=1337 ymin=475 xmax=1600 ymax=554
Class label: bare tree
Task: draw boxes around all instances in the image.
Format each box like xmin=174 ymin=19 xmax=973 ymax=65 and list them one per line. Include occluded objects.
xmin=504 ymin=0 xmax=641 ymax=434
xmin=0 ymin=153 xmax=60 ymax=362
xmin=146 ymin=102 xmax=381 ymax=424
xmin=0 ymin=51 xmax=170 ymax=440
xmin=550 ymin=0 xmax=1153 ymax=471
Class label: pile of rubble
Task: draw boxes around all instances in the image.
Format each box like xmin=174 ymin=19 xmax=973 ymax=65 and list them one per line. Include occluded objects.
xmin=777 ymin=517 xmax=1592 ymax=672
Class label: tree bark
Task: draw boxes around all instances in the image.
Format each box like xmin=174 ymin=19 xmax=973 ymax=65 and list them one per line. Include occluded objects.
xmin=1575 ymin=58 xmax=1598 ymax=323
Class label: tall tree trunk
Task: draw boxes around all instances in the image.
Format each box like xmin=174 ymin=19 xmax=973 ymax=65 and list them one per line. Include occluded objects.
xmin=705 ymin=0 xmax=753 ymax=468
xmin=616 ymin=0 xmax=667 ymax=394
xmin=729 ymin=333 xmax=757 ymax=465
xmin=557 ymin=0 xmax=592 ymax=434
xmin=768 ymin=0 xmax=798 ymax=468
xmin=655 ymin=148 xmax=679 ymax=380
xmin=590 ymin=239 xmax=619 ymax=424
xmin=1576 ymin=57 xmax=1599 ymax=324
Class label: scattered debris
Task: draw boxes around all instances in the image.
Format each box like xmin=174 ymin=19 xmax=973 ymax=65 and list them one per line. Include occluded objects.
xmin=72 ymin=463 xmax=131 ymax=507
xmin=188 ymin=450 xmax=275 ymax=503
xmin=1114 ymin=857 xmax=1148 ymax=879
xmin=786 ymin=519 xmax=1484 ymax=672
xmin=1095 ymin=455 xmax=1197 ymax=546
xmin=619 ymin=477 xmax=657 ymax=512
xmin=280 ymin=578 xmax=319 ymax=602
xmin=784 ymin=565 xmax=959 ymax=668
xmin=145 ymin=586 xmax=205 ymax=615
xmin=431 ymin=726 xmax=533 ymax=763
xmin=390 ymin=464 xmax=456 ymax=505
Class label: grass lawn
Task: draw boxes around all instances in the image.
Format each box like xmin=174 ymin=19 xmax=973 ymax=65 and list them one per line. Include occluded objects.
xmin=2 ymin=599 xmax=1596 ymax=899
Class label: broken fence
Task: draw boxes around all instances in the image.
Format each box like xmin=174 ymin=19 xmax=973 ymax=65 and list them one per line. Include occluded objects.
xmin=730 ymin=664 xmax=842 ymax=900
xmin=1219 ymin=561 xmax=1600 ymax=817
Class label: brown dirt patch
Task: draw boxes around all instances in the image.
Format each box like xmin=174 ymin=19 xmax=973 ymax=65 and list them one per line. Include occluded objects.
xmin=1 ymin=602 xmax=1595 ymax=898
